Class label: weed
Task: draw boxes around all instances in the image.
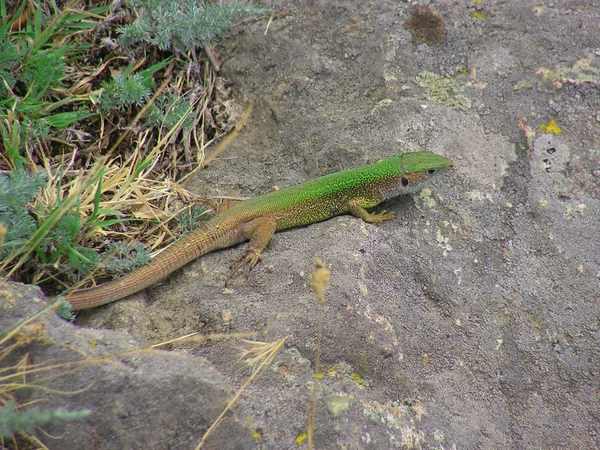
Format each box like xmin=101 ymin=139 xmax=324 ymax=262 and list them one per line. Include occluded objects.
xmin=0 ymin=170 xmax=47 ymax=260
xmin=118 ymin=0 xmax=271 ymax=53
xmin=101 ymin=242 xmax=152 ymax=275
xmin=99 ymin=60 xmax=170 ymax=112
xmin=0 ymin=400 xmax=90 ymax=441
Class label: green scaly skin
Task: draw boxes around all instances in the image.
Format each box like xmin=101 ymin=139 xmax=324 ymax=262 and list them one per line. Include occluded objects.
xmin=63 ymin=151 xmax=452 ymax=310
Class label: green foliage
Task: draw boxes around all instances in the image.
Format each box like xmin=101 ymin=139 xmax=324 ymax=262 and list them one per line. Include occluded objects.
xmin=0 ymin=40 xmax=20 ymax=94
xmin=118 ymin=0 xmax=270 ymax=52
xmin=0 ymin=400 xmax=90 ymax=439
xmin=100 ymin=72 xmax=152 ymax=112
xmin=177 ymin=204 xmax=210 ymax=235
xmin=101 ymin=242 xmax=152 ymax=275
xmin=0 ymin=1 xmax=104 ymax=169
xmin=100 ymin=59 xmax=170 ymax=112
xmin=147 ymin=93 xmax=195 ymax=130
xmin=0 ymin=169 xmax=103 ymax=279
xmin=0 ymin=41 xmax=77 ymax=165
xmin=38 ymin=213 xmax=100 ymax=277
xmin=0 ymin=170 xmax=47 ymax=259
xmin=53 ymin=297 xmax=76 ymax=321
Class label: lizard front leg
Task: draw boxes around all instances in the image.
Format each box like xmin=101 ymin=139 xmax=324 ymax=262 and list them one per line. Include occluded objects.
xmin=225 ymin=216 xmax=277 ymax=285
xmin=348 ymin=200 xmax=396 ymax=223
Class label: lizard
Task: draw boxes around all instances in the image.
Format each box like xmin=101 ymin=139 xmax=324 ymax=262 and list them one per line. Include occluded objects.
xmin=62 ymin=151 xmax=453 ymax=310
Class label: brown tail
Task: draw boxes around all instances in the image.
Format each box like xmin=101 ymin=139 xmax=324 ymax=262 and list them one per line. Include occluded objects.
xmin=63 ymin=227 xmax=217 ymax=310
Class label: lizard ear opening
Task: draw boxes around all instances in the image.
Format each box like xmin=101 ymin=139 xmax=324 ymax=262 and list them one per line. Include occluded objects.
xmin=428 ymin=169 xmax=437 ymax=174
xmin=401 ymin=177 xmax=409 ymax=187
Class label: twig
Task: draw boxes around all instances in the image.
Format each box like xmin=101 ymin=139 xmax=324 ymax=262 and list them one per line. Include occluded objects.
xmin=203 ymin=43 xmax=220 ymax=72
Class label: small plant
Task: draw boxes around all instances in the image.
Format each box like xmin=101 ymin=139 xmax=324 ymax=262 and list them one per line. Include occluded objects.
xmin=0 ymin=170 xmax=47 ymax=260
xmin=101 ymin=242 xmax=152 ymax=275
xmin=0 ymin=168 xmax=103 ymax=281
xmin=99 ymin=60 xmax=170 ymax=112
xmin=118 ymin=0 xmax=270 ymax=53
xmin=147 ymin=92 xmax=196 ymax=130
xmin=177 ymin=204 xmax=210 ymax=235
xmin=0 ymin=400 xmax=90 ymax=440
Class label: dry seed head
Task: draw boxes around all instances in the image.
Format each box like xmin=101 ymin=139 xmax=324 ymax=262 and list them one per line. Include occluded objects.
xmin=310 ymin=257 xmax=330 ymax=300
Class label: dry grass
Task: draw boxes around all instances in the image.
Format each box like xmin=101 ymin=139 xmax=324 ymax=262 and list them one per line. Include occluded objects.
xmin=195 ymin=336 xmax=288 ymax=449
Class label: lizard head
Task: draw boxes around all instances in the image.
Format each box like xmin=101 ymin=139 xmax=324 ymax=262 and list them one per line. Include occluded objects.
xmin=383 ymin=151 xmax=453 ymax=198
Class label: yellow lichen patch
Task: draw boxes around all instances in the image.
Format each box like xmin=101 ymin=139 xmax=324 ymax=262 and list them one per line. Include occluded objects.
xmin=436 ymin=229 xmax=452 ymax=256
xmin=296 ymin=433 xmax=308 ymax=445
xmin=362 ymin=400 xmax=409 ymax=430
xmin=358 ymin=281 xmax=369 ymax=296
xmin=0 ymin=289 xmax=15 ymax=308
xmin=375 ymin=315 xmax=394 ymax=332
xmin=352 ymin=373 xmax=364 ymax=385
xmin=539 ymin=119 xmax=563 ymax=134
xmin=513 ymin=80 xmax=533 ymax=91
xmin=246 ymin=418 xmax=262 ymax=441
xmin=409 ymin=401 xmax=426 ymax=421
xmin=383 ymin=71 xmax=398 ymax=82
xmin=473 ymin=10 xmax=492 ymax=20
xmin=533 ymin=6 xmax=546 ymax=16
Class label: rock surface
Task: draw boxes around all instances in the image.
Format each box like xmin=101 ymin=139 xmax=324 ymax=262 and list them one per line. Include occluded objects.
xmin=73 ymin=0 xmax=599 ymax=448
xmin=1 ymin=281 xmax=252 ymax=449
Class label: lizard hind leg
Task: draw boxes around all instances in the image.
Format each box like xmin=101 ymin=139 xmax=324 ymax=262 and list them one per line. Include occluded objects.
xmin=225 ymin=216 xmax=277 ymax=286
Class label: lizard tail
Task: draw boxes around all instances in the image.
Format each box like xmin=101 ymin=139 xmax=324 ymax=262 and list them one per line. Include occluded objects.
xmin=62 ymin=225 xmax=223 ymax=310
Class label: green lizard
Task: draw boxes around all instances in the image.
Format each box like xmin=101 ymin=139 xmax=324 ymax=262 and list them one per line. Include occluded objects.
xmin=63 ymin=151 xmax=452 ymax=310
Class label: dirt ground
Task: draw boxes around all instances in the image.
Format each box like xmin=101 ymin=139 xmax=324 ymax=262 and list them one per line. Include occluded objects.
xmin=69 ymin=0 xmax=600 ymax=448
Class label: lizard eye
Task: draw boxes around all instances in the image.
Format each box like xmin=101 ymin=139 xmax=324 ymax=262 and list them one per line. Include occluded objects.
xmin=401 ymin=177 xmax=409 ymax=187
xmin=428 ymin=169 xmax=437 ymax=174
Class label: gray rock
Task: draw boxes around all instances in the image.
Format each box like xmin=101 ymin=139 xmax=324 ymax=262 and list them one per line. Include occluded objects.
xmin=0 ymin=281 xmax=253 ymax=449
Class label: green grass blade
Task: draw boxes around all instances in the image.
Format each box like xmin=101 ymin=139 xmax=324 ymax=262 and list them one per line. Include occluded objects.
xmin=1 ymin=162 xmax=105 ymax=277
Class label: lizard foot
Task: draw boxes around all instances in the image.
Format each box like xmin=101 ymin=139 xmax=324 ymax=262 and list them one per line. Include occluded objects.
xmin=225 ymin=248 xmax=264 ymax=286
xmin=365 ymin=210 xmax=396 ymax=223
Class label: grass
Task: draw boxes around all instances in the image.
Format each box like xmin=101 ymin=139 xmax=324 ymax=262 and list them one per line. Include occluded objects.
xmin=0 ymin=0 xmax=268 ymax=299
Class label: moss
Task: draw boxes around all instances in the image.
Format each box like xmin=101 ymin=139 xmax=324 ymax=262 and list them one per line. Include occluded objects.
xmin=403 ymin=5 xmax=446 ymax=45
